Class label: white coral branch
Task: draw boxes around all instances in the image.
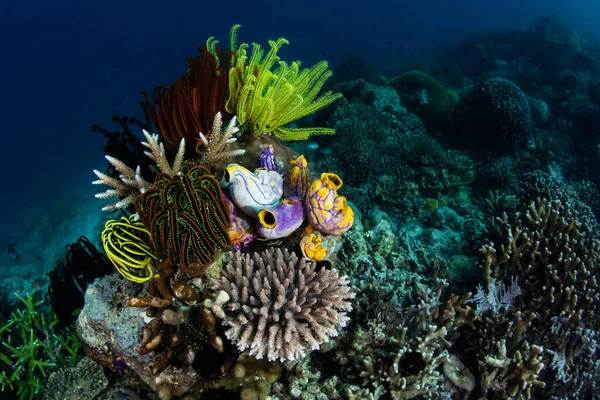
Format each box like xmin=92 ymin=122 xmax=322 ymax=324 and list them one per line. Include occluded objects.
xmin=467 ymin=276 xmax=521 ymax=315
xmin=198 ymin=112 xmax=246 ymax=169
xmin=93 ymin=131 xmax=184 ymax=212
xmin=142 ymin=130 xmax=185 ymax=176
xmin=93 ymin=159 xmax=151 ymax=211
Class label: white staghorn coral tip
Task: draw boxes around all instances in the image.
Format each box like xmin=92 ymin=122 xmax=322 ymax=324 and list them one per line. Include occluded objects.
xmin=199 ymin=131 xmax=210 ymax=146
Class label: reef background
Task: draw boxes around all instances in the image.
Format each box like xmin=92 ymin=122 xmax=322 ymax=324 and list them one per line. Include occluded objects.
xmin=3 ymin=1 xmax=600 ymax=399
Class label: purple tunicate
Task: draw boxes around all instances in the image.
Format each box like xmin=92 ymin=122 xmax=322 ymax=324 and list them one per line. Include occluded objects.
xmin=257 ymin=144 xmax=283 ymax=174
xmin=256 ymin=197 xmax=305 ymax=239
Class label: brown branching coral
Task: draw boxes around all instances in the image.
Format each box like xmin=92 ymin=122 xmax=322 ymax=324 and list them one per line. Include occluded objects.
xmin=466 ymin=172 xmax=600 ymax=399
xmin=144 ymin=45 xmax=233 ymax=153
xmin=213 ymin=248 xmax=355 ymax=362
xmin=126 ymin=259 xmax=237 ymax=380
xmin=92 ymin=129 xmax=185 ymax=211
xmin=338 ymin=280 xmax=475 ymax=400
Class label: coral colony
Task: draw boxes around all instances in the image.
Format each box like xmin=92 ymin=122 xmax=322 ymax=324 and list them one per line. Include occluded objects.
xmin=4 ymin=18 xmax=600 ymax=399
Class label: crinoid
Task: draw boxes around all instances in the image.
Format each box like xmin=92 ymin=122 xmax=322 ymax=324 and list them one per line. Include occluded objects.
xmin=143 ymin=44 xmax=233 ymax=153
xmin=134 ymin=162 xmax=230 ymax=274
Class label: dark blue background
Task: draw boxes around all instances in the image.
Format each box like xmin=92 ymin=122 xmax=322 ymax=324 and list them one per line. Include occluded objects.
xmin=1 ymin=0 xmax=598 ymax=236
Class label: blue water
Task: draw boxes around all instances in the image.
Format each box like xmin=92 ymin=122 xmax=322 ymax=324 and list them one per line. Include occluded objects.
xmin=1 ymin=0 xmax=599 ymax=236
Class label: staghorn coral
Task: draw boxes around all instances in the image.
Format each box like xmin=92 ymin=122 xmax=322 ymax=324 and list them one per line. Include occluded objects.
xmin=213 ymin=248 xmax=355 ymax=362
xmin=43 ymin=358 xmax=108 ymax=400
xmin=463 ymin=171 xmax=600 ymax=399
xmin=134 ymin=162 xmax=230 ymax=274
xmin=143 ymin=40 xmax=233 ymax=152
xmin=196 ymin=112 xmax=246 ymax=170
xmin=331 ymin=280 xmax=476 ymax=400
xmin=92 ymin=129 xmax=185 ymax=211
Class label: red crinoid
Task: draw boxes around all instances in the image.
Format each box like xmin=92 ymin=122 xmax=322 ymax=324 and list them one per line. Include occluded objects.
xmin=143 ymin=46 xmax=233 ymax=153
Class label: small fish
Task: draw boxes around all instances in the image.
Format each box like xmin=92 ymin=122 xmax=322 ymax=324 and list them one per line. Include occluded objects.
xmin=305 ymin=141 xmax=319 ymax=150
xmin=7 ymin=244 xmax=19 ymax=260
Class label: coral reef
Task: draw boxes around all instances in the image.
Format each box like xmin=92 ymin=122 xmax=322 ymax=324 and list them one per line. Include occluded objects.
xmin=457 ymin=77 xmax=533 ymax=154
xmin=67 ymin=17 xmax=600 ymax=400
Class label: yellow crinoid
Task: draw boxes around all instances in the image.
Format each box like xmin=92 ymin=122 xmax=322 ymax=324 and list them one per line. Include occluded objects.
xmin=226 ymin=24 xmax=342 ymax=141
xmin=101 ymin=216 xmax=156 ymax=283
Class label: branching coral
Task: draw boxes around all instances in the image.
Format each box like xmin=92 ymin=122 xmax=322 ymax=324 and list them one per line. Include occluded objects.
xmin=213 ymin=248 xmax=355 ymax=362
xmin=92 ymin=129 xmax=184 ymax=211
xmin=465 ymin=172 xmax=600 ymax=398
xmin=335 ymin=281 xmax=476 ymax=400
xmin=197 ymin=111 xmax=246 ymax=170
xmin=226 ymin=24 xmax=342 ymax=140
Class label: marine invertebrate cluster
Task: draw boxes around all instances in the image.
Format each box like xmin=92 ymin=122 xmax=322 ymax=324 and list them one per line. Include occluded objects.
xmin=85 ymin=24 xmax=358 ymax=399
xmin=213 ymin=248 xmax=355 ymax=362
xmin=223 ymin=148 xmax=354 ymax=246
